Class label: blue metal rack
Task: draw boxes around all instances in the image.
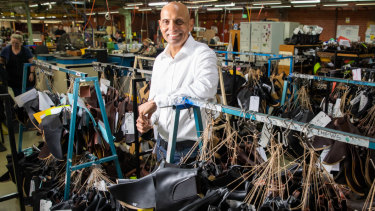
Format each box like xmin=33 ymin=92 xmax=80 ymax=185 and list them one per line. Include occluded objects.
xmin=166 ymin=97 xmax=375 ymax=163
xmin=20 ymin=61 xmax=123 ymax=200
xmin=281 ymin=73 xmax=375 ymax=108
xmin=214 ymin=50 xmax=294 ymax=77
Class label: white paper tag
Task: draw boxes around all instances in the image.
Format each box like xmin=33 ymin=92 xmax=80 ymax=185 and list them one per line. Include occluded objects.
xmin=259 ymin=123 xmax=272 ymax=148
xmin=100 ymin=83 xmax=108 ymax=95
xmin=310 ymin=111 xmax=332 ymax=127
xmin=249 ymin=96 xmax=260 ymax=112
xmin=359 ymin=94 xmax=368 ymax=112
xmin=29 ymin=179 xmax=35 ymax=197
xmin=352 ymin=68 xmax=361 ymax=81
xmin=101 ymin=78 xmax=111 ymax=87
xmin=124 ymin=112 xmax=135 ymax=134
xmin=40 ymin=199 xmax=52 ymax=211
xmin=333 ymin=99 xmax=343 ymax=118
xmin=256 ymin=147 xmax=268 ymax=162
xmin=115 ymin=112 xmax=119 ymax=132
xmin=94 ymin=180 xmax=106 ymax=191
xmin=328 ymin=103 xmax=333 ymax=116
xmin=350 ymin=91 xmax=363 ymax=105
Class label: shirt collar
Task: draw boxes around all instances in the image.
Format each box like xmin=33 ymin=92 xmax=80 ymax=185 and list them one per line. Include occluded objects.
xmin=160 ymin=35 xmax=195 ymax=60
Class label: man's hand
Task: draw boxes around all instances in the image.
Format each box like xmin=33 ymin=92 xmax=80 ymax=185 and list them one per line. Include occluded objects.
xmin=136 ymin=115 xmax=153 ymax=133
xmin=138 ymin=100 xmax=157 ymax=119
xmin=136 ymin=100 xmax=157 ymax=133
xmin=28 ymin=73 xmax=34 ymax=82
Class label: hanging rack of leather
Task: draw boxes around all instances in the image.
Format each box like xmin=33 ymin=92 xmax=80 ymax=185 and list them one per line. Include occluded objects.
xmin=93 ymin=61 xmax=155 ymax=178
xmin=18 ymin=60 xmax=124 ymax=200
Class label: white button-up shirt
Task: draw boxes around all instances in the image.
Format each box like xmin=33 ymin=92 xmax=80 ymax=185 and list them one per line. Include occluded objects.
xmin=149 ymin=35 xmax=218 ymax=141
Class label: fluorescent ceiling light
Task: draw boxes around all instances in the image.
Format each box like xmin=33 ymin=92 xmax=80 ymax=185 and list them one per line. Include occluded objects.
xmin=29 ymin=4 xmax=38 ymax=7
xmin=207 ymin=7 xmax=223 ymax=11
xmin=246 ymin=6 xmax=264 ymax=9
xmin=67 ymin=1 xmax=85 ymax=5
xmin=37 ymin=17 xmax=45 ymax=19
xmin=323 ymin=3 xmax=348 ymax=6
xmin=126 ymin=2 xmax=143 ymax=6
xmin=138 ymin=8 xmax=153 ymax=11
xmin=97 ymin=11 xmax=119 ymax=14
xmin=226 ymin=6 xmax=243 ymax=10
xmin=253 ymin=1 xmax=281 ymax=5
xmin=214 ymin=2 xmax=235 ymax=7
xmin=291 ymin=0 xmax=319 ymax=4
xmin=42 ymin=2 xmax=56 ymax=6
xmin=293 ymin=4 xmax=316 ymax=7
xmin=271 ymin=5 xmax=291 ymax=8
xmin=148 ymin=2 xmax=168 ymax=6
xmin=202 ymin=4 xmax=213 ymax=7
xmin=356 ymin=2 xmax=375 ymax=5
xmin=187 ymin=6 xmax=200 ymax=9
xmin=124 ymin=6 xmax=139 ymax=9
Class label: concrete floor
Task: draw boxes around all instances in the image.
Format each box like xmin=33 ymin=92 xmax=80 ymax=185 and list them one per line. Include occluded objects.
xmin=0 ymin=126 xmax=41 ymax=211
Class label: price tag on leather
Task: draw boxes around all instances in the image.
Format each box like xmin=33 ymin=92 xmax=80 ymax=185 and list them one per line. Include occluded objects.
xmin=352 ymin=68 xmax=361 ymax=81
xmin=100 ymin=78 xmax=111 ymax=87
xmin=256 ymin=147 xmax=268 ymax=162
xmin=350 ymin=91 xmax=363 ymax=105
xmin=333 ymin=99 xmax=343 ymax=118
xmin=328 ymin=103 xmax=333 ymax=116
xmin=249 ymin=96 xmax=260 ymax=112
xmin=259 ymin=123 xmax=272 ymax=148
xmin=310 ymin=111 xmax=331 ymax=127
xmin=100 ymin=82 xmax=108 ymax=95
xmin=359 ymin=94 xmax=368 ymax=112
xmin=29 ymin=179 xmax=35 ymax=197
xmin=40 ymin=199 xmax=52 ymax=211
xmin=124 ymin=112 xmax=135 ymax=134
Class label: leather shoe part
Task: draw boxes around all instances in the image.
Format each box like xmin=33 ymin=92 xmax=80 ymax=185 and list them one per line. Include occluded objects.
xmin=109 ymin=166 xmax=199 ymax=211
xmin=40 ymin=114 xmax=63 ymax=160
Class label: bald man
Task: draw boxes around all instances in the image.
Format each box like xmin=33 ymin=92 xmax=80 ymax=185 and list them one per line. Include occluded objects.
xmin=136 ymin=2 xmax=218 ymax=163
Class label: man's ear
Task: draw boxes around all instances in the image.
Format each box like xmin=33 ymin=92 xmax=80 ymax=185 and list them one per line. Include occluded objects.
xmin=189 ymin=18 xmax=194 ymax=31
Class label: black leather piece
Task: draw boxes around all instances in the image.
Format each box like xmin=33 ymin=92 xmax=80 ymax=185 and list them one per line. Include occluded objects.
xmin=155 ymin=167 xmax=199 ymax=211
xmin=109 ymin=164 xmax=199 ymax=211
xmin=108 ymin=174 xmax=156 ymax=209
xmin=179 ymin=188 xmax=228 ymax=211
xmin=41 ymin=114 xmax=63 ymax=160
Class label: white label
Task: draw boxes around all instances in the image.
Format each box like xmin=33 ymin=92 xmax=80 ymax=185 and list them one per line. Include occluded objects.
xmin=310 ymin=111 xmax=332 ymax=127
xmin=328 ymin=103 xmax=333 ymax=116
xmin=352 ymin=68 xmax=361 ymax=81
xmin=259 ymin=123 xmax=272 ymax=148
xmin=100 ymin=78 xmax=111 ymax=87
xmin=115 ymin=112 xmax=119 ymax=132
xmin=249 ymin=96 xmax=260 ymax=112
xmin=29 ymin=179 xmax=35 ymax=197
xmin=124 ymin=112 xmax=135 ymax=134
xmin=40 ymin=199 xmax=52 ymax=211
xmin=333 ymin=99 xmax=343 ymax=118
xmin=94 ymin=180 xmax=106 ymax=192
xmin=359 ymin=94 xmax=368 ymax=112
xmin=350 ymin=91 xmax=363 ymax=105
xmin=256 ymin=147 xmax=268 ymax=162
xmin=100 ymin=83 xmax=108 ymax=95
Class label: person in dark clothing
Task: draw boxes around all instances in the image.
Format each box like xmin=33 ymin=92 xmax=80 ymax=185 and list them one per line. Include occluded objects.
xmin=54 ymin=24 xmax=66 ymax=42
xmin=0 ymin=33 xmax=35 ymax=96
xmin=112 ymin=31 xmax=124 ymax=43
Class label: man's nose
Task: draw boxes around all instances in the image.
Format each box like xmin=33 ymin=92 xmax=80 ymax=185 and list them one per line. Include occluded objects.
xmin=168 ymin=21 xmax=177 ymax=31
